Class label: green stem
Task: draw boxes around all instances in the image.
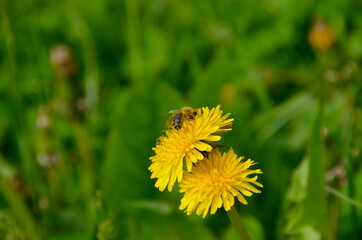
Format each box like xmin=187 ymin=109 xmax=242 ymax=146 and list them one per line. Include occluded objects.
xmin=326 ymin=186 xmax=362 ymax=208
xmin=227 ymin=206 xmax=251 ymax=240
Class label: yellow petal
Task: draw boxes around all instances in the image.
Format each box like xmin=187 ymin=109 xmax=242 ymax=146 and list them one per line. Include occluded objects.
xmin=194 ymin=141 xmax=212 ymax=151
xmin=204 ymin=135 xmax=221 ymax=141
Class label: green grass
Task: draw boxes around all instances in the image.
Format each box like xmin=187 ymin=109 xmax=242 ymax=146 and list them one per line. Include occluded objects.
xmin=1 ymin=0 xmax=362 ymax=239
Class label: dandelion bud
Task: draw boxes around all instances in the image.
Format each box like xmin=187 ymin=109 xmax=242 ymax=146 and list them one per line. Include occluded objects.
xmin=308 ymin=16 xmax=335 ymax=52
xmin=321 ymin=126 xmax=330 ymax=140
xmin=36 ymin=107 xmax=51 ymax=130
xmin=50 ymin=43 xmax=77 ymax=79
xmin=39 ymin=197 xmax=50 ymax=210
xmin=221 ymin=83 xmax=237 ymax=105
xmin=37 ymin=151 xmax=59 ymax=168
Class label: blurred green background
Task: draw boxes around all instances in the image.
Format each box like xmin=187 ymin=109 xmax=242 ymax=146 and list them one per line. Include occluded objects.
xmin=1 ymin=0 xmax=362 ymax=239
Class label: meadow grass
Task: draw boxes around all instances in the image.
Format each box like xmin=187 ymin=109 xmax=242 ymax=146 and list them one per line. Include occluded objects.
xmin=0 ymin=0 xmax=361 ymax=239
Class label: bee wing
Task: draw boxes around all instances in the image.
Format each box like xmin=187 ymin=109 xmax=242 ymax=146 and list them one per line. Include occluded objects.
xmin=168 ymin=110 xmax=179 ymax=114
xmin=163 ymin=110 xmax=175 ymax=115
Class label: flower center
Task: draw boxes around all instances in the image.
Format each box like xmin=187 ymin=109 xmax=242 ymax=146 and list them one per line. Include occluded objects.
xmin=209 ymin=168 xmax=226 ymax=187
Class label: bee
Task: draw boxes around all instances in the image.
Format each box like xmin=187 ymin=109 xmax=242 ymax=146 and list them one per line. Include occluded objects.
xmin=167 ymin=107 xmax=197 ymax=130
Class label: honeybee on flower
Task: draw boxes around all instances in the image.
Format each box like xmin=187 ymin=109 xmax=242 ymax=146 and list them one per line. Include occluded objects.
xmin=167 ymin=107 xmax=197 ymax=130
xmin=149 ymin=105 xmax=233 ymax=191
xmin=149 ymin=104 xmax=262 ymax=238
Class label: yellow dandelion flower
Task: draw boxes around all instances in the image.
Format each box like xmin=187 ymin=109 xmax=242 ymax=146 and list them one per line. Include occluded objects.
xmin=308 ymin=16 xmax=335 ymax=52
xmin=149 ymin=105 xmax=233 ymax=192
xmin=179 ymin=148 xmax=263 ymax=218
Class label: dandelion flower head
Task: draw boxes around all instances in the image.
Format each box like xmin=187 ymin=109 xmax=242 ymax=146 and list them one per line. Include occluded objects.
xmin=179 ymin=148 xmax=263 ymax=218
xmin=308 ymin=16 xmax=335 ymax=51
xmin=149 ymin=105 xmax=233 ymax=192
